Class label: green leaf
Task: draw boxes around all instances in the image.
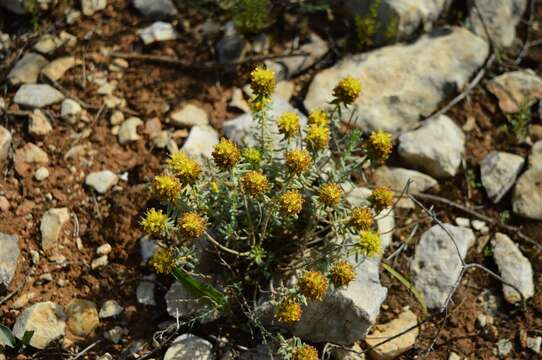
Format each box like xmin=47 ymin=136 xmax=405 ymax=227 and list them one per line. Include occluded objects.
xmin=171 ymin=268 xmax=228 ymax=309
xmin=21 ymin=330 xmax=34 ymax=346
xmin=0 ymin=324 xmax=16 ymax=348
xmin=382 ymin=262 xmax=428 ymax=315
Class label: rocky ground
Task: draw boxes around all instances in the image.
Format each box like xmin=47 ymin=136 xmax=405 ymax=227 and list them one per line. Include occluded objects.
xmin=0 ymin=0 xmax=542 ymax=359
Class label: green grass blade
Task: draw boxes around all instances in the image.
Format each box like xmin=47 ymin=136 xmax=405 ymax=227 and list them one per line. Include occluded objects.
xmin=382 ymin=262 xmax=428 ymax=315
xmin=0 ymin=324 xmax=16 ymax=348
xmin=171 ymin=268 xmax=227 ymax=309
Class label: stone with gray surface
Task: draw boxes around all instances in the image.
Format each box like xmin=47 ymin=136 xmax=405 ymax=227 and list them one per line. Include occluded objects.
xmin=411 ymin=224 xmax=475 ymax=309
xmin=398 ymin=115 xmax=465 ymax=178
xmin=492 ymin=232 xmax=534 ymax=304
xmin=304 ymin=27 xmax=488 ymax=133
xmin=0 ymin=233 xmax=19 ymax=289
xmin=480 ymin=151 xmax=524 ymax=203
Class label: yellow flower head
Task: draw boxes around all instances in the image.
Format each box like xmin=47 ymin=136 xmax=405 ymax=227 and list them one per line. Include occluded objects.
xmin=179 ymin=212 xmax=206 ymax=239
xmin=368 ymin=185 xmax=394 ymax=212
xmin=332 ymin=76 xmax=361 ymax=105
xmin=242 ymin=147 xmax=262 ymax=166
xmin=277 ymin=112 xmax=301 ymax=138
xmin=149 ymin=248 xmax=176 ymax=274
xmin=305 ymin=125 xmax=329 ymax=150
xmin=330 ymin=260 xmax=356 ymax=288
xmin=140 ymin=208 xmax=169 ymax=235
xmin=285 ymin=149 xmax=312 ymax=175
xmin=350 ymin=207 xmax=374 ymax=232
xmin=212 ymin=138 xmax=241 ymax=170
xmin=167 ymin=152 xmax=202 ymax=184
xmin=292 ymin=344 xmax=319 ymax=360
xmin=275 ymin=298 xmax=302 ymax=326
xmin=298 ymin=271 xmax=328 ymax=302
xmin=153 ymin=174 xmax=182 ymax=202
xmin=358 ymin=230 xmax=381 ymax=257
xmin=241 ymin=170 xmax=269 ymax=195
xmin=318 ymin=183 xmax=342 ymax=208
xmin=250 ymin=66 xmax=276 ymax=98
xmin=365 ymin=130 xmax=393 ymax=162
xmin=279 ymin=190 xmax=304 ymax=216
xmin=308 ymin=109 xmax=329 ymax=127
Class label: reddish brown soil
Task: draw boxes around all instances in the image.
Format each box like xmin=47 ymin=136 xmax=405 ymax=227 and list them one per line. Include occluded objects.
xmin=0 ymin=1 xmax=541 ymax=359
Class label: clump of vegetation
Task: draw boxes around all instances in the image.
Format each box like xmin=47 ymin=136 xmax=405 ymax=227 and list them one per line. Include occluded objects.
xmin=141 ymin=66 xmax=394 ymax=356
xmin=232 ymin=0 xmax=271 ymax=34
xmin=354 ymin=0 xmax=399 ymax=48
xmin=503 ymin=100 xmax=532 ymax=141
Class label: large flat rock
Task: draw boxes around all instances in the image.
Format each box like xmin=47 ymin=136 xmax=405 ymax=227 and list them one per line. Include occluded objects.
xmin=304 ymin=27 xmax=488 ymax=133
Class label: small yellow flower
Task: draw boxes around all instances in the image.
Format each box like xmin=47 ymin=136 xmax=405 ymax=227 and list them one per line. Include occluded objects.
xmin=318 ymin=183 xmax=342 ymax=208
xmin=153 ymin=174 xmax=182 ymax=202
xmin=285 ymin=149 xmax=312 ymax=175
xmin=149 ymin=248 xmax=176 ymax=274
xmin=329 ymin=261 xmax=356 ymax=288
xmin=308 ymin=109 xmax=329 ymax=127
xmin=358 ymin=230 xmax=381 ymax=257
xmin=275 ymin=298 xmax=302 ymax=326
xmin=242 ymin=147 xmax=262 ymax=166
xmin=277 ymin=112 xmax=301 ymax=138
xmin=279 ymin=190 xmax=304 ymax=216
xmin=167 ymin=152 xmax=202 ymax=184
xmin=179 ymin=212 xmax=206 ymax=239
xmin=241 ymin=170 xmax=269 ymax=195
xmin=368 ymin=185 xmax=394 ymax=212
xmin=332 ymin=76 xmax=361 ymax=105
xmin=292 ymin=344 xmax=319 ymax=360
xmin=298 ymin=271 xmax=328 ymax=302
xmin=305 ymin=125 xmax=329 ymax=150
xmin=140 ymin=208 xmax=169 ymax=235
xmin=250 ymin=66 xmax=276 ymax=98
xmin=349 ymin=207 xmax=374 ymax=231
xmin=212 ymin=138 xmax=241 ymax=170
xmin=210 ymin=180 xmax=220 ymax=193
xmin=365 ymin=130 xmax=393 ymax=162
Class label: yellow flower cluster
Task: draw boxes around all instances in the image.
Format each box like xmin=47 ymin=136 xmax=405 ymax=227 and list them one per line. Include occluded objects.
xmin=212 ymin=138 xmax=241 ymax=170
xmin=285 ymin=149 xmax=312 ymax=175
xmin=350 ymin=207 xmax=374 ymax=231
xmin=242 ymin=147 xmax=262 ymax=166
xmin=179 ymin=212 xmax=206 ymax=239
xmin=329 ymin=261 xmax=355 ymax=287
xmin=332 ymin=76 xmax=361 ymax=105
xmin=298 ymin=271 xmax=328 ymax=302
xmin=153 ymin=174 xmax=182 ymax=202
xmin=250 ymin=66 xmax=276 ymax=98
xmin=140 ymin=208 xmax=169 ymax=235
xmin=365 ymin=130 xmax=393 ymax=162
xmin=292 ymin=344 xmax=319 ymax=360
xmin=279 ymin=190 xmax=304 ymax=216
xmin=167 ymin=152 xmax=201 ymax=184
xmin=305 ymin=124 xmax=329 ymax=150
xmin=358 ymin=230 xmax=381 ymax=257
xmin=368 ymin=186 xmax=394 ymax=212
xmin=275 ymin=298 xmax=302 ymax=326
xmin=241 ymin=170 xmax=269 ymax=195
xmin=149 ymin=248 xmax=175 ymax=274
xmin=277 ymin=112 xmax=301 ymax=138
xmin=318 ymin=183 xmax=342 ymax=208
xmin=308 ymin=109 xmax=329 ymax=127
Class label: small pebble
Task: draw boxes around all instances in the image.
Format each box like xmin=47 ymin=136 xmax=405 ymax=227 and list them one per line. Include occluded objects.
xmin=91 ymin=255 xmax=108 ymax=270
xmin=34 ymin=167 xmax=50 ymax=181
xmin=96 ymin=243 xmax=112 ymax=256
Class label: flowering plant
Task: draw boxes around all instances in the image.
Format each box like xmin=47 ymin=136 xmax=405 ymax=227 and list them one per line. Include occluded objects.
xmin=141 ymin=66 xmax=393 ymax=356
